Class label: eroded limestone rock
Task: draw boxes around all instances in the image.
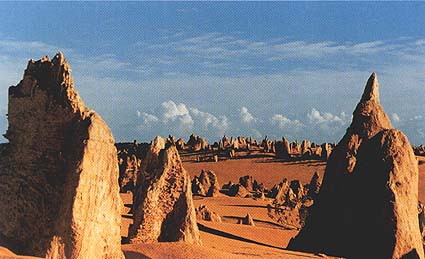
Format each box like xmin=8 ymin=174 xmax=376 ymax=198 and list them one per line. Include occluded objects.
xmin=196 ymin=205 xmax=222 ymax=223
xmin=128 ymin=141 xmax=201 ymax=245
xmin=0 ymin=53 xmax=124 ymax=259
xmin=288 ymin=73 xmax=424 ymax=259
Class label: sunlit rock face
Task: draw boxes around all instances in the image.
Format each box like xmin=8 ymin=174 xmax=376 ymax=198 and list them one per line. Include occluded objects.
xmin=129 ymin=138 xmax=202 ymax=245
xmin=0 ymin=53 xmax=124 ymax=259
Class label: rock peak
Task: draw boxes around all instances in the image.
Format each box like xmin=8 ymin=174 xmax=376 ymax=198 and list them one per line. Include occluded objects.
xmin=0 ymin=54 xmax=124 ymax=258
xmin=360 ymin=72 xmax=379 ymax=103
xmin=129 ymin=137 xmax=201 ymax=245
xmin=350 ymin=72 xmax=391 ymax=138
xmin=288 ymin=74 xmax=423 ymax=259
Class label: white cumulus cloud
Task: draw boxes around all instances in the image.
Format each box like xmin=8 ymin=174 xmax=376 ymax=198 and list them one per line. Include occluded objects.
xmin=160 ymin=100 xmax=192 ymax=124
xmin=391 ymin=113 xmax=400 ymax=123
xmin=137 ymin=111 xmax=159 ymax=125
xmin=240 ymin=106 xmax=255 ymax=124
xmin=307 ymin=108 xmax=346 ymax=125
xmin=271 ymin=114 xmax=304 ymax=131
xmin=190 ymin=107 xmax=229 ymax=136
xmin=136 ymin=100 xmax=229 ymax=140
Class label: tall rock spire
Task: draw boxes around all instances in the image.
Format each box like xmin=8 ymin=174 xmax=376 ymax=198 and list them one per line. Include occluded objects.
xmin=129 ymin=138 xmax=201 ymax=245
xmin=0 ymin=53 xmax=124 ymax=259
xmin=288 ymin=73 xmax=424 ymax=259
xmin=360 ymin=72 xmax=379 ymax=102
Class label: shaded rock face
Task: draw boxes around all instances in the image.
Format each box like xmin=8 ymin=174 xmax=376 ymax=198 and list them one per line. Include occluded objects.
xmin=418 ymin=202 xmax=425 ymax=249
xmin=187 ymin=134 xmax=209 ymax=151
xmin=301 ymin=140 xmax=311 ymax=155
xmin=239 ymin=214 xmax=255 ymax=226
xmin=116 ymin=141 xmax=149 ymax=194
xmin=118 ymin=154 xmax=140 ymax=193
xmin=239 ymin=175 xmax=254 ymax=191
xmin=228 ymin=184 xmax=251 ymax=198
xmin=175 ymin=138 xmax=185 ymax=150
xmin=196 ymin=205 xmax=222 ymax=223
xmin=238 ymin=175 xmax=264 ymax=193
xmin=289 ymin=180 xmax=304 ymax=200
xmin=320 ymin=143 xmax=332 ymax=161
xmin=307 ymin=172 xmax=321 ymax=198
xmin=192 ymin=170 xmax=220 ymax=197
xmin=268 ymin=179 xmax=290 ymax=201
xmin=288 ymin=73 xmax=424 ymax=259
xmin=261 ymin=136 xmax=272 ymax=152
xmin=275 ymin=137 xmax=291 ymax=159
xmin=128 ymin=142 xmax=201 ymax=245
xmin=291 ymin=141 xmax=301 ymax=155
xmin=0 ymin=53 xmax=124 ymax=259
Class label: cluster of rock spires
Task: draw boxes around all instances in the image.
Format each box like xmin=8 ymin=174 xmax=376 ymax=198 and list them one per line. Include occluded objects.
xmin=128 ymin=136 xmax=202 ymax=245
xmin=0 ymin=54 xmax=124 ymax=258
xmin=221 ymin=175 xmax=266 ymax=198
xmin=186 ymin=134 xmax=210 ymax=151
xmin=116 ymin=141 xmax=150 ymax=193
xmin=288 ymin=73 xmax=424 ymax=258
xmin=192 ymin=170 xmax=221 ymax=197
xmin=117 ymin=133 xmax=335 ymax=193
xmin=266 ymin=173 xmax=322 ymax=229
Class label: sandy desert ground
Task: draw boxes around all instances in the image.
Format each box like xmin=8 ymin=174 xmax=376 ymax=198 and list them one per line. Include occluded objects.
xmin=120 ymin=156 xmax=424 ymax=258
xmin=2 ymin=156 xmax=423 ymax=259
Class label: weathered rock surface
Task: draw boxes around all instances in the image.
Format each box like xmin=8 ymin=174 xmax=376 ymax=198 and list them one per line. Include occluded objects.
xmin=132 ymin=136 xmax=166 ymax=213
xmin=228 ymin=184 xmax=251 ymax=198
xmin=307 ymin=172 xmax=321 ymax=199
xmin=288 ymin=73 xmax=424 ymax=259
xmin=175 ymin=138 xmax=185 ymax=150
xmin=289 ymin=180 xmax=304 ymax=200
xmin=268 ymin=179 xmax=290 ymax=202
xmin=118 ymin=153 xmax=140 ymax=193
xmin=239 ymin=214 xmax=255 ymax=226
xmin=116 ymin=141 xmax=149 ymax=194
xmin=261 ymin=136 xmax=272 ymax=152
xmin=239 ymin=175 xmax=254 ymax=192
xmin=320 ymin=143 xmax=332 ymax=161
xmin=238 ymin=175 xmax=264 ymax=193
xmin=196 ymin=205 xmax=222 ymax=223
xmin=192 ymin=170 xmax=220 ymax=197
xmin=128 ymin=141 xmax=201 ymax=245
xmin=276 ymin=137 xmax=291 ymax=159
xmin=187 ymin=134 xmax=209 ymax=151
xmin=0 ymin=53 xmax=124 ymax=259
xmin=301 ymin=140 xmax=311 ymax=155
xmin=291 ymin=140 xmax=301 ymax=155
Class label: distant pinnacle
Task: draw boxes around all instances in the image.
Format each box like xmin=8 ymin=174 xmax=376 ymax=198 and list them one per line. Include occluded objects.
xmin=360 ymin=72 xmax=380 ymax=103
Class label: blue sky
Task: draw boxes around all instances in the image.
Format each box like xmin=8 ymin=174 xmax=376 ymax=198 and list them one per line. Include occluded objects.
xmin=0 ymin=2 xmax=424 ymax=144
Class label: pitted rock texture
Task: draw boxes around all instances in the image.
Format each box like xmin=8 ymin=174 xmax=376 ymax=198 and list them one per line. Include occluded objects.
xmin=132 ymin=136 xmax=166 ymax=213
xmin=276 ymin=137 xmax=291 ymax=159
xmin=307 ymin=172 xmax=321 ymax=199
xmin=0 ymin=53 xmax=124 ymax=259
xmin=239 ymin=214 xmax=255 ymax=226
xmin=128 ymin=142 xmax=201 ymax=245
xmin=192 ymin=170 xmax=220 ymax=197
xmin=288 ymin=73 xmax=424 ymax=259
xmin=196 ymin=205 xmax=222 ymax=223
